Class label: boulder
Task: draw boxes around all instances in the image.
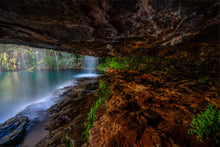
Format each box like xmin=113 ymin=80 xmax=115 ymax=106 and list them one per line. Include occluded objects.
xmin=0 ymin=116 xmax=29 ymax=146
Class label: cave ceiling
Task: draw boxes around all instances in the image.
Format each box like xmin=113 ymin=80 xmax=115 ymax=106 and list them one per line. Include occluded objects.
xmin=0 ymin=0 xmax=219 ymax=57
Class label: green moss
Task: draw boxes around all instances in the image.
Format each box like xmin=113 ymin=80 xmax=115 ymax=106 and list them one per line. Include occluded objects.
xmin=98 ymin=57 xmax=127 ymax=71
xmin=98 ymin=56 xmax=219 ymax=74
xmin=98 ymin=56 xmax=175 ymax=72
xmin=198 ymin=77 xmax=209 ymax=85
xmin=82 ymin=80 xmax=111 ymax=142
xmin=188 ymin=103 xmax=220 ymax=144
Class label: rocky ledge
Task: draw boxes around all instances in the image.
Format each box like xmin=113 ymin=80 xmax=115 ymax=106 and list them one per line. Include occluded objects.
xmin=0 ymin=116 xmax=29 ymax=146
xmin=36 ymin=77 xmax=99 ymax=147
xmin=0 ymin=77 xmax=99 ymax=147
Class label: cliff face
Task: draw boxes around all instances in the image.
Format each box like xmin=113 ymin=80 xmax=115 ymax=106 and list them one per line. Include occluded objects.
xmin=0 ymin=0 xmax=219 ymax=57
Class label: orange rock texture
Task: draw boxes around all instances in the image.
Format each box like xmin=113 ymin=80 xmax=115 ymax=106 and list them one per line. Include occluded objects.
xmin=88 ymin=70 xmax=219 ymax=147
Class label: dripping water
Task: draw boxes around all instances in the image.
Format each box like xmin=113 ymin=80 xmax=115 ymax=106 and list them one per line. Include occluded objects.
xmin=55 ymin=51 xmax=59 ymax=70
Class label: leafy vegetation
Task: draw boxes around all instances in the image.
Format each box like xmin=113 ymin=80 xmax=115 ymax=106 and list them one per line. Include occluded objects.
xmin=198 ymin=77 xmax=209 ymax=85
xmin=0 ymin=47 xmax=19 ymax=71
xmin=65 ymin=136 xmax=73 ymax=147
xmin=98 ymin=56 xmax=219 ymax=74
xmin=188 ymin=103 xmax=220 ymax=143
xmin=98 ymin=57 xmax=127 ymax=71
xmin=82 ymin=80 xmax=111 ymax=142
xmin=98 ymin=56 xmax=175 ymax=72
xmin=0 ymin=44 xmax=84 ymax=71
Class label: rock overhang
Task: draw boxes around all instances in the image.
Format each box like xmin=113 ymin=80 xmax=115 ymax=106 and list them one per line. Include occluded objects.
xmin=0 ymin=0 xmax=219 ymax=57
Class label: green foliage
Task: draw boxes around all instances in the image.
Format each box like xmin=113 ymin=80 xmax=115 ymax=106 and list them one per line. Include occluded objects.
xmin=26 ymin=49 xmax=36 ymax=71
xmin=198 ymin=77 xmax=209 ymax=85
xmin=82 ymin=80 xmax=111 ymax=142
xmin=98 ymin=56 xmax=217 ymax=74
xmin=188 ymin=103 xmax=220 ymax=143
xmin=98 ymin=57 xmax=126 ymax=71
xmin=0 ymin=52 xmax=9 ymax=71
xmin=0 ymin=44 xmax=84 ymax=71
xmin=98 ymin=56 xmax=174 ymax=72
xmin=0 ymin=49 xmax=20 ymax=71
xmin=45 ymin=51 xmax=58 ymax=69
xmin=65 ymin=136 xmax=73 ymax=147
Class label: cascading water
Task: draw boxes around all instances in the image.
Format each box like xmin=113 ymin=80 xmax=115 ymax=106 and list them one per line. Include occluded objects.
xmin=75 ymin=55 xmax=99 ymax=78
xmin=21 ymin=51 xmax=26 ymax=70
xmin=55 ymin=51 xmax=59 ymax=70
xmin=83 ymin=55 xmax=98 ymax=73
xmin=35 ymin=51 xmax=40 ymax=70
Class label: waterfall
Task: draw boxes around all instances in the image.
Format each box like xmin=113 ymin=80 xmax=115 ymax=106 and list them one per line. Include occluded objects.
xmin=55 ymin=52 xmax=59 ymax=70
xmin=21 ymin=52 xmax=26 ymax=70
xmin=35 ymin=51 xmax=40 ymax=70
xmin=83 ymin=56 xmax=98 ymax=73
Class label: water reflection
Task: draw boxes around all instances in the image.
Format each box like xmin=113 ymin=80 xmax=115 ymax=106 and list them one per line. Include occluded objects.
xmin=0 ymin=70 xmax=94 ymax=123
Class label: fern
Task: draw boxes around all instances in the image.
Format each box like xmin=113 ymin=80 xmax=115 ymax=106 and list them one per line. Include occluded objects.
xmin=188 ymin=103 xmax=220 ymax=143
xmin=82 ymin=80 xmax=111 ymax=142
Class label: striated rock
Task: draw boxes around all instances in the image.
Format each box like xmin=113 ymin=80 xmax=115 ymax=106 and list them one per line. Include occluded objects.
xmin=0 ymin=116 xmax=29 ymax=146
xmin=0 ymin=0 xmax=219 ymax=57
xmin=37 ymin=77 xmax=99 ymax=147
xmin=88 ymin=70 xmax=219 ymax=147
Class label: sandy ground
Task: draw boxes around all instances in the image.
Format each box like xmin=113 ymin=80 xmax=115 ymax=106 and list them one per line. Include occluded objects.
xmin=21 ymin=117 xmax=50 ymax=147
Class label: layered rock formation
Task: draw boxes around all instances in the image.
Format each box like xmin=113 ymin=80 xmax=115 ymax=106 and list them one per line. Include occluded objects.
xmin=0 ymin=116 xmax=28 ymax=146
xmin=37 ymin=77 xmax=99 ymax=147
xmin=0 ymin=0 xmax=219 ymax=57
xmin=88 ymin=70 xmax=219 ymax=147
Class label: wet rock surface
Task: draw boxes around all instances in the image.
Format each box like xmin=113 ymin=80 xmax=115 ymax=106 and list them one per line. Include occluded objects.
xmin=0 ymin=77 xmax=99 ymax=147
xmin=36 ymin=77 xmax=99 ymax=147
xmin=0 ymin=116 xmax=28 ymax=146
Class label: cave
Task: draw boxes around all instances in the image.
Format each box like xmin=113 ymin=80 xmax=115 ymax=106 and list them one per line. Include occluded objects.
xmin=0 ymin=0 xmax=219 ymax=147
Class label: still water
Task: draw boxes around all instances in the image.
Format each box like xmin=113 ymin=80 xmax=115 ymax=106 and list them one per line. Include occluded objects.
xmin=0 ymin=70 xmax=99 ymax=123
